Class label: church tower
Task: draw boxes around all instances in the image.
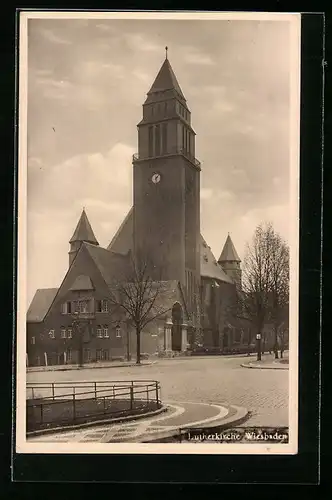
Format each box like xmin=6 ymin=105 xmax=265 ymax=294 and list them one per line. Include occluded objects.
xmin=133 ymin=49 xmax=201 ymax=314
xmin=218 ymin=234 xmax=242 ymax=289
xmin=69 ymin=208 xmax=99 ymax=266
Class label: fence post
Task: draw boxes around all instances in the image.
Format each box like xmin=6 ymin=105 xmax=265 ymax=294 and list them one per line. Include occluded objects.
xmin=130 ymin=386 xmax=134 ymax=410
xmin=52 ymin=382 xmax=55 ymax=400
xmin=155 ymin=382 xmax=159 ymax=405
xmin=113 ymin=386 xmax=115 ymax=399
xmin=103 ymin=396 xmax=106 ymax=413
xmin=146 ymin=386 xmax=149 ymax=403
xmin=95 ymin=382 xmax=97 ymax=400
xmin=73 ymin=393 xmax=76 ymax=422
xmin=32 ymin=388 xmax=35 ymax=400
xmin=40 ymin=403 xmax=43 ymax=425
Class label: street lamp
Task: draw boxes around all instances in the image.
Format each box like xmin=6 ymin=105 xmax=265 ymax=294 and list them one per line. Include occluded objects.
xmin=256 ymin=333 xmax=262 ymax=362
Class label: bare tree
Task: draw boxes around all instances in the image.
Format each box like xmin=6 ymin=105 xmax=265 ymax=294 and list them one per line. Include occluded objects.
xmin=109 ymin=252 xmax=173 ymax=364
xmin=242 ymin=223 xmax=274 ymax=360
xmin=268 ymin=231 xmax=289 ymax=359
xmin=242 ymin=222 xmax=289 ymax=360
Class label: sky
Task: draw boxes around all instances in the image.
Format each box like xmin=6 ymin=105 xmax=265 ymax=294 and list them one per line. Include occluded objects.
xmin=25 ymin=15 xmax=296 ymax=307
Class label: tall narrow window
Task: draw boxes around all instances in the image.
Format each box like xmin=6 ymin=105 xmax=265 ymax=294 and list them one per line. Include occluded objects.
xmin=148 ymin=126 xmax=153 ymax=157
xmin=97 ymin=325 xmax=103 ymax=338
xmin=164 ymin=102 xmax=168 ymax=114
xmin=155 ymin=124 xmax=161 ymax=156
xmin=182 ymin=125 xmax=185 ymax=152
xmin=162 ymin=123 xmax=168 ymax=154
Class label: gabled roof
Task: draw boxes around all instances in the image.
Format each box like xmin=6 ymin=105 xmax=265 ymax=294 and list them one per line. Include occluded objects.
xmin=27 ymin=288 xmax=58 ymax=323
xmin=69 ymin=209 xmax=99 ymax=245
xmin=107 ymin=208 xmax=233 ymax=284
xmin=84 ymin=242 xmax=129 ymax=285
xmin=69 ymin=274 xmax=94 ymax=291
xmin=147 ymin=58 xmax=185 ymax=100
xmin=218 ymin=234 xmax=241 ymax=263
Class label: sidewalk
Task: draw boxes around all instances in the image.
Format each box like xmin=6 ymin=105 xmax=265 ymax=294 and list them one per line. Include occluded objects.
xmin=27 ymin=400 xmax=249 ymax=443
xmin=241 ymin=354 xmax=289 ymax=370
xmin=27 ymin=359 xmax=156 ymax=373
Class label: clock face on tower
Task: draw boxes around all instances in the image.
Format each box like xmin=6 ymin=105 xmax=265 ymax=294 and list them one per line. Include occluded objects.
xmin=151 ymin=173 xmax=161 ymax=184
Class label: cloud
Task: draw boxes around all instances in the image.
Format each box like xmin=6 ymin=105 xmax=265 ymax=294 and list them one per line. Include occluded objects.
xmin=124 ymin=33 xmax=162 ymax=52
xmin=39 ymin=28 xmax=72 ymax=45
xmin=183 ymin=47 xmax=216 ymax=66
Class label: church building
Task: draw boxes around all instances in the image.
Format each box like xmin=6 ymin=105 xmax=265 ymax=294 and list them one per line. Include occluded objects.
xmin=26 ymin=52 xmax=252 ymax=367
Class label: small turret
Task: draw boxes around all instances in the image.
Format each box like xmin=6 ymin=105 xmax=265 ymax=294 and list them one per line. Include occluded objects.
xmin=218 ymin=234 xmax=242 ymax=288
xmin=68 ymin=208 xmax=99 ymax=267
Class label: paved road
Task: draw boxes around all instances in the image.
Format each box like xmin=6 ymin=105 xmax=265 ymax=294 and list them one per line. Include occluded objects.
xmin=27 ymin=355 xmax=289 ymax=427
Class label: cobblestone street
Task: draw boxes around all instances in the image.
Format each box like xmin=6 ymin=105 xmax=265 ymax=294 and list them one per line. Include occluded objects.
xmin=27 ymin=354 xmax=289 ymax=428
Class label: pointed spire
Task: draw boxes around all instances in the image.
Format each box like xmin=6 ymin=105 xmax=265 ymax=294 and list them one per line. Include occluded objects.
xmin=147 ymin=56 xmax=185 ymax=100
xmin=218 ymin=234 xmax=241 ymax=263
xmin=69 ymin=208 xmax=99 ymax=246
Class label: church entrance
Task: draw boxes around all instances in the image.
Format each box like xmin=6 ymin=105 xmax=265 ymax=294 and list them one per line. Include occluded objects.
xmin=171 ymin=302 xmax=183 ymax=351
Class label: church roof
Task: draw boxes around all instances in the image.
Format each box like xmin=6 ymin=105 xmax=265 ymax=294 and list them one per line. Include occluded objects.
xmin=147 ymin=58 xmax=186 ymax=100
xmin=200 ymin=236 xmax=233 ymax=284
xmin=107 ymin=207 xmax=133 ymax=254
xmin=69 ymin=209 xmax=99 ymax=245
xmin=84 ymin=242 xmax=129 ymax=285
xmin=27 ymin=288 xmax=58 ymax=323
xmin=218 ymin=234 xmax=241 ymax=263
xmin=107 ymin=208 xmax=233 ymax=284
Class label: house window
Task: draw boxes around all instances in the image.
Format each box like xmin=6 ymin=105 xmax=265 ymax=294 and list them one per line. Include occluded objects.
xmin=115 ymin=326 xmax=121 ymax=338
xmin=101 ymin=300 xmax=108 ymax=312
xmin=67 ymin=349 xmax=72 ymax=362
xmin=97 ymin=326 xmax=103 ymax=338
xmin=31 ymin=336 xmax=35 ymax=345
xmin=164 ymin=102 xmax=168 ymax=114
xmin=61 ymin=328 xmax=66 ymax=338
xmin=67 ymin=328 xmax=72 ymax=339
xmin=61 ymin=302 xmax=72 ymax=314
xmin=96 ymin=348 xmax=102 ymax=361
xmin=103 ymin=326 xmax=109 ymax=338
xmin=49 ymin=330 xmax=55 ymax=339
xmin=73 ymin=300 xmax=90 ymax=313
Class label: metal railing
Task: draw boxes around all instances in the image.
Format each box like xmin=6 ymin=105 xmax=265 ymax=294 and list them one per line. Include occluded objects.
xmin=132 ymin=147 xmax=201 ymax=169
xmin=26 ymin=380 xmax=161 ymax=432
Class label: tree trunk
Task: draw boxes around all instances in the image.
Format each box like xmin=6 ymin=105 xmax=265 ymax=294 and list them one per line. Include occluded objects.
xmin=136 ymin=326 xmax=141 ymax=365
xmin=274 ymin=325 xmax=279 ymax=359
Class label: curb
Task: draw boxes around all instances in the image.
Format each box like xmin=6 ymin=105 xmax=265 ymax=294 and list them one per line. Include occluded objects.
xmin=27 ymin=405 xmax=168 ymax=437
xmin=240 ymin=362 xmax=288 ymax=370
xmin=27 ymin=361 xmax=157 ymax=373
